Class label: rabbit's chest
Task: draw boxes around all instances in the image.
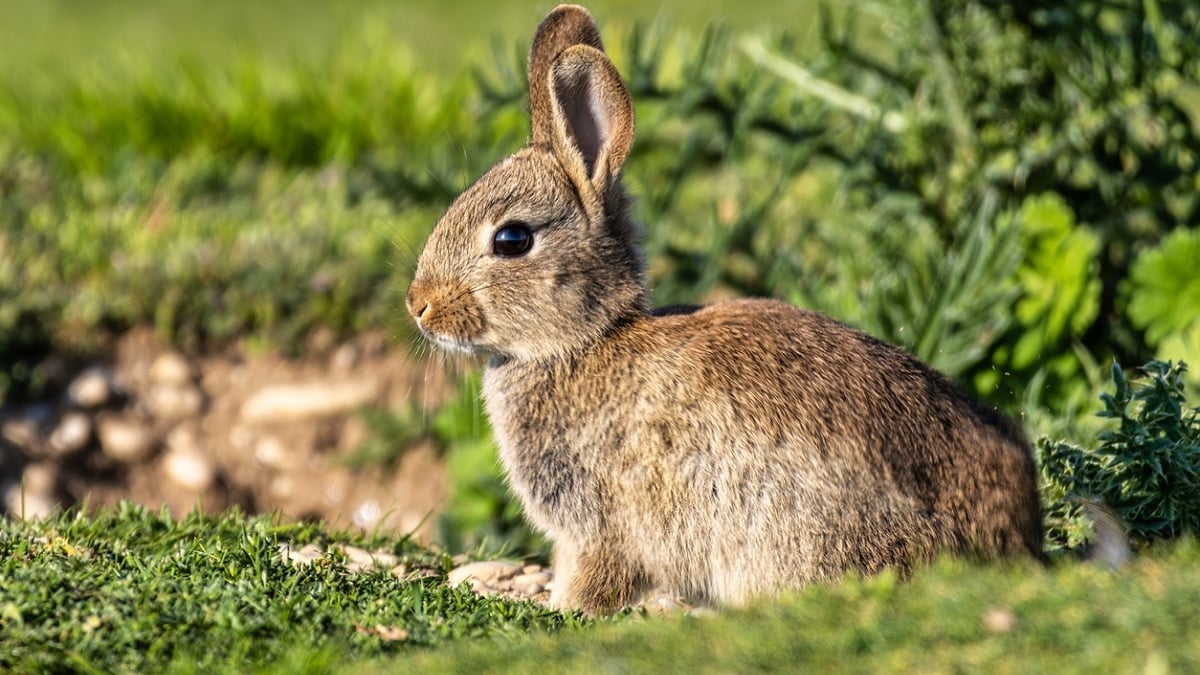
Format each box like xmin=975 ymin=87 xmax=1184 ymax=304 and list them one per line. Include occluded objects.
xmin=482 ymin=365 xmax=618 ymax=536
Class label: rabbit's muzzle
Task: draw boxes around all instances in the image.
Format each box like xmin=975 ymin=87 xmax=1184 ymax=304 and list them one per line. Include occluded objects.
xmin=405 ymin=276 xmax=485 ymax=354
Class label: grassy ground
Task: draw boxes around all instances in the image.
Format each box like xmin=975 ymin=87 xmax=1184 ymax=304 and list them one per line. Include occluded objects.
xmin=1 ymin=505 xmax=1197 ymax=673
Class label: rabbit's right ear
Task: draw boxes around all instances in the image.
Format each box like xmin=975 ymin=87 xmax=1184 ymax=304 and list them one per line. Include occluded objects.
xmin=527 ymin=6 xmax=634 ymax=200
xmin=528 ymin=5 xmax=604 ymax=145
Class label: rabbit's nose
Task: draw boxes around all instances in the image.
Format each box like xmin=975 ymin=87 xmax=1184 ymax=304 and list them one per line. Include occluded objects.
xmin=406 ymin=282 xmax=430 ymax=321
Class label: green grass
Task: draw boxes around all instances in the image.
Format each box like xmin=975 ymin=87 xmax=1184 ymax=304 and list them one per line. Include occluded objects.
xmin=0 ymin=0 xmax=833 ymax=81
xmin=2 ymin=504 xmax=1198 ymax=673
xmin=0 ymin=504 xmax=583 ymax=673
xmin=402 ymin=550 xmax=1200 ymax=673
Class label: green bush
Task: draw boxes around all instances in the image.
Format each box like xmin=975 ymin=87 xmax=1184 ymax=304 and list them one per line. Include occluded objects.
xmin=1040 ymin=360 xmax=1200 ymax=550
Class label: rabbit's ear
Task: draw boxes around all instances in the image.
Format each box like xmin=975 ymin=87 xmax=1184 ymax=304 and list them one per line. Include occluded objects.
xmin=547 ymin=45 xmax=635 ymax=192
xmin=528 ymin=5 xmax=604 ymax=146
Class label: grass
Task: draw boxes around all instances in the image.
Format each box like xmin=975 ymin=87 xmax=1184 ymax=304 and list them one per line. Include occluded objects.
xmin=0 ymin=504 xmax=583 ymax=673
xmin=2 ymin=504 xmax=1198 ymax=673
xmin=0 ymin=0 xmax=833 ymax=81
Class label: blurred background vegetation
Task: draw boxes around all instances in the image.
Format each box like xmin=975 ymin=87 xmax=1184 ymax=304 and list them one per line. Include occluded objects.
xmin=1 ymin=0 xmax=1197 ymax=551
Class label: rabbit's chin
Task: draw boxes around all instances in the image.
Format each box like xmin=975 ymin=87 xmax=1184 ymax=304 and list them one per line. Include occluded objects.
xmin=421 ymin=332 xmax=486 ymax=356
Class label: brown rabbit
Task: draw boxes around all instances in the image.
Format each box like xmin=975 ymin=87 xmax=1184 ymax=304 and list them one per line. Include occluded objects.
xmin=406 ymin=4 xmax=1043 ymax=615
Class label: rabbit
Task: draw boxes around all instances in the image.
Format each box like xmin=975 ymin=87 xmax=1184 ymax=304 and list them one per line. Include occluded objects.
xmin=406 ymin=4 xmax=1043 ymax=615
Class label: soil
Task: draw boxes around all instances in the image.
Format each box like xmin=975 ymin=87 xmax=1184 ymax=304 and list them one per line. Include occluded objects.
xmin=0 ymin=327 xmax=457 ymax=542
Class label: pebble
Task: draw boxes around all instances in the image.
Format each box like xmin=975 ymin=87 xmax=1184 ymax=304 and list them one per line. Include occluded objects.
xmin=68 ymin=368 xmax=113 ymax=408
xmin=3 ymin=483 xmax=57 ymax=520
xmin=149 ymin=352 xmax=194 ymax=387
xmin=3 ymin=464 xmax=60 ymax=519
xmin=240 ymin=381 xmax=379 ymax=424
xmin=97 ymin=415 xmax=157 ymax=463
xmin=352 ymin=500 xmax=381 ymax=529
xmin=332 ymin=544 xmax=399 ymax=572
xmin=282 ymin=543 xmax=326 ymax=566
xmin=145 ymin=384 xmax=205 ymax=421
xmin=1 ymin=417 xmax=40 ymax=452
xmin=512 ymin=572 xmax=552 ymax=595
xmin=269 ymin=476 xmax=294 ymax=499
xmin=21 ymin=462 xmax=59 ymax=494
xmin=1 ymin=404 xmax=52 ymax=453
xmin=48 ymin=412 xmax=92 ymax=455
xmin=447 ymin=561 xmax=524 ymax=590
xmin=253 ymin=436 xmax=289 ymax=469
xmin=642 ymin=593 xmax=687 ymax=615
xmin=162 ymin=448 xmax=216 ymax=492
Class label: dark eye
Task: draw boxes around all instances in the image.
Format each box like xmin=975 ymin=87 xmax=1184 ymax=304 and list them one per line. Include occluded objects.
xmin=493 ymin=222 xmax=533 ymax=257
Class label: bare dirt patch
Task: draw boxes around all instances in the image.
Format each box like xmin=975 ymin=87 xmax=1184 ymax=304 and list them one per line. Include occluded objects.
xmin=1 ymin=327 xmax=455 ymax=541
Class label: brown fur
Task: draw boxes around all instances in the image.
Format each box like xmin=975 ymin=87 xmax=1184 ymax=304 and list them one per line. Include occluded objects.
xmin=407 ymin=4 xmax=1042 ymax=615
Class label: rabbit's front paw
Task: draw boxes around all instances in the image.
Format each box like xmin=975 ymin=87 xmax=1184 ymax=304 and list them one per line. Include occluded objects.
xmin=551 ymin=540 xmax=648 ymax=615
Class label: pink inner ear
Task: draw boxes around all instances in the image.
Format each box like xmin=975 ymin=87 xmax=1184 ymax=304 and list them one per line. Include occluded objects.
xmin=556 ymin=70 xmax=606 ymax=177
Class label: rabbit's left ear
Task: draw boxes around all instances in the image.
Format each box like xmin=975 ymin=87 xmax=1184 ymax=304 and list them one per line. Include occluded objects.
xmin=547 ymin=44 xmax=635 ymax=196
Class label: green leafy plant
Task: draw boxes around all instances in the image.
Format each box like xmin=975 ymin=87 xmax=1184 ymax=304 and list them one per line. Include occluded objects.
xmin=1039 ymin=360 xmax=1200 ymax=550
xmin=1124 ymin=228 xmax=1200 ymax=373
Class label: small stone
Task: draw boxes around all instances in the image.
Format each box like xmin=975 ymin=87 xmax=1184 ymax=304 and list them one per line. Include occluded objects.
xmin=68 ymin=368 xmax=113 ymax=408
xmin=269 ymin=476 xmax=295 ymax=499
xmin=355 ymin=624 xmax=409 ymax=642
xmin=390 ymin=563 xmax=409 ymax=578
xmin=352 ymin=500 xmax=381 ymax=529
xmin=522 ymin=564 xmax=544 ymax=575
xmin=149 ymin=352 xmax=194 ymax=387
xmin=48 ymin=412 xmax=92 ymax=455
xmin=511 ymin=574 xmax=544 ymax=595
xmin=240 ymin=381 xmax=379 ymax=424
xmin=146 ymin=385 xmax=205 ymax=421
xmin=165 ymin=426 xmax=200 ymax=453
xmin=403 ymin=568 xmax=438 ymax=581
xmin=97 ymin=415 xmax=157 ymax=463
xmin=2 ymin=416 xmax=42 ymax=452
xmin=162 ymin=448 xmax=216 ymax=492
xmin=333 ymin=544 xmax=399 ymax=570
xmin=513 ymin=572 xmax=552 ymax=593
xmin=983 ymin=606 xmax=1018 ymax=634
xmin=22 ymin=463 xmax=58 ymax=494
xmin=282 ymin=543 xmax=325 ymax=566
xmin=330 ymin=344 xmax=359 ymax=373
xmin=254 ymin=436 xmax=289 ymax=469
xmin=642 ymin=593 xmax=687 ymax=615
xmin=3 ymin=483 xmax=57 ymax=520
xmin=447 ymin=561 xmax=523 ymax=589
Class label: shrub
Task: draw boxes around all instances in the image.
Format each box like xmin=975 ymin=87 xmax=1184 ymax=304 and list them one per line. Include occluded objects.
xmin=1040 ymin=360 xmax=1200 ymax=550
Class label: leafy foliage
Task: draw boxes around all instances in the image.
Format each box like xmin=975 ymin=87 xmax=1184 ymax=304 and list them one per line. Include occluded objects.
xmin=1040 ymin=360 xmax=1200 ymax=550
xmin=801 ymin=0 xmax=1200 ymax=406
xmin=1124 ymin=228 xmax=1200 ymax=371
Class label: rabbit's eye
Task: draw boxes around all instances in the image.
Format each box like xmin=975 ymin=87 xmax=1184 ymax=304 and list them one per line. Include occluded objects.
xmin=493 ymin=223 xmax=533 ymax=257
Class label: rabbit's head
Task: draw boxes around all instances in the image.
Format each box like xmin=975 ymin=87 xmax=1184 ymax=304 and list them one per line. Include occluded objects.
xmin=407 ymin=5 xmax=645 ymax=361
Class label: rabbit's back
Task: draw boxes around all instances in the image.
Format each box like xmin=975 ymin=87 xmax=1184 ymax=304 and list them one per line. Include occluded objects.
xmin=485 ymin=298 xmax=1041 ymax=604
